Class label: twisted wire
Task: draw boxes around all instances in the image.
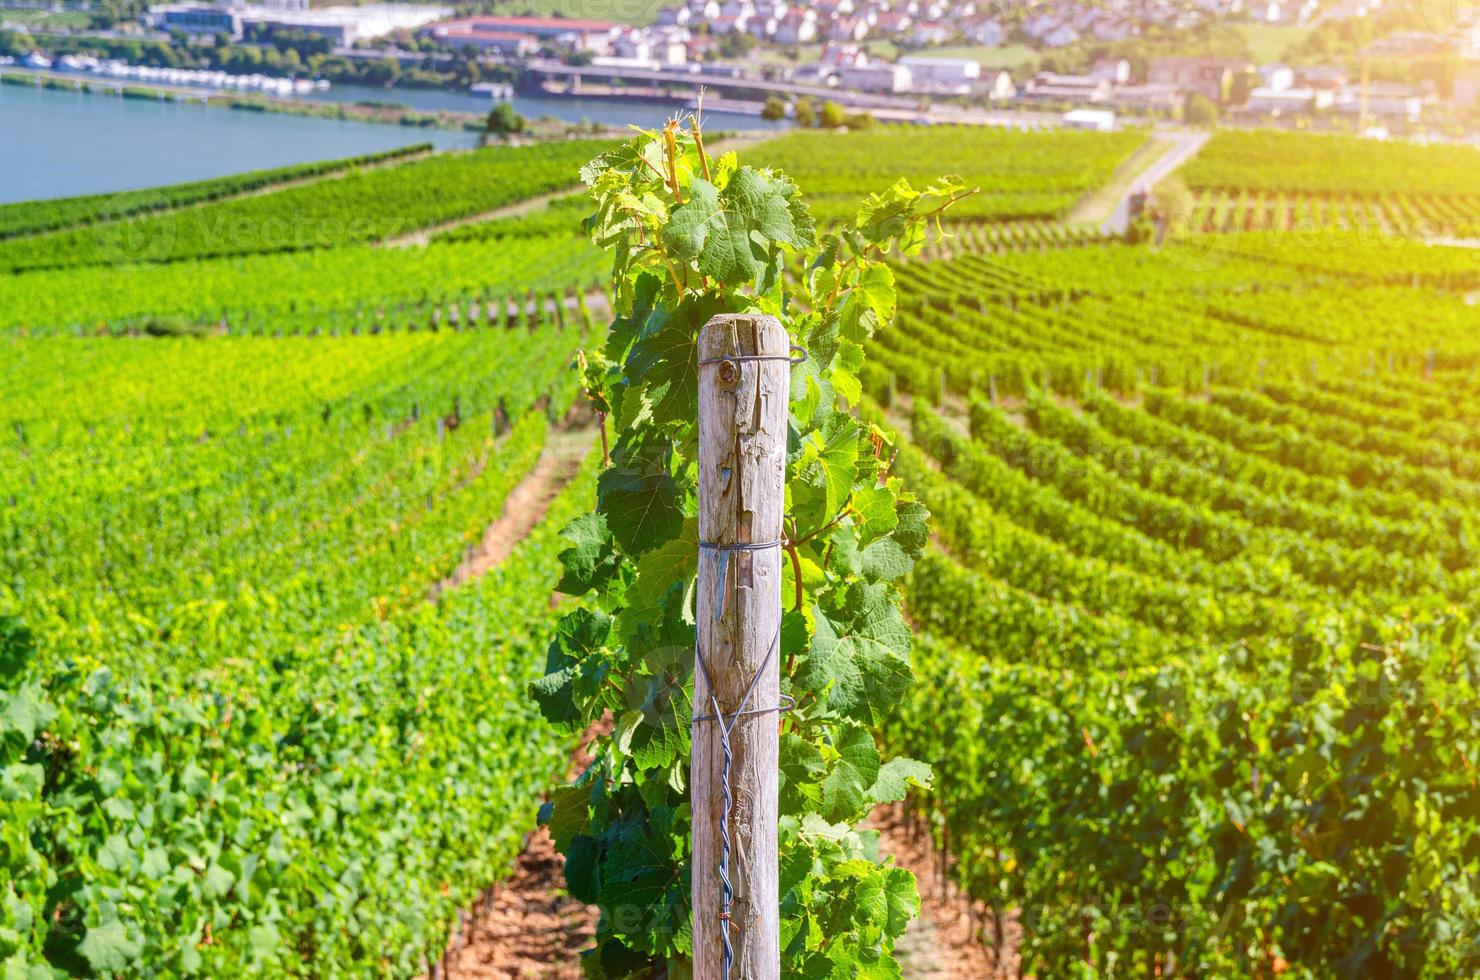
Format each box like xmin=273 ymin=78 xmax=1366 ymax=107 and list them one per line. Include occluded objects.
xmin=692 ymin=539 xmax=793 ymax=980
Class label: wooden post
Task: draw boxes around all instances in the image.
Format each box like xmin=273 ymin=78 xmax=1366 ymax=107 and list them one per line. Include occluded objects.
xmin=694 ymin=313 xmax=787 ymax=980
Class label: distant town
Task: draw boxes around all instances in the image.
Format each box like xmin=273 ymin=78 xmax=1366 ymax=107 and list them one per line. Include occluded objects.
xmin=3 ymin=0 xmax=1479 ymax=136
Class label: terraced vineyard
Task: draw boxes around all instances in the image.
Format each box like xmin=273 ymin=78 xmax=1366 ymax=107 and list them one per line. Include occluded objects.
xmin=0 ymin=140 xmax=613 ymax=272
xmin=0 ymin=235 xmax=606 ymax=334
xmin=867 ymin=236 xmax=1480 ymax=976
xmin=1182 ymin=130 xmax=1480 ymax=198
xmin=745 ymin=125 xmax=1147 ymax=225
xmin=0 ymin=143 xmax=431 ymax=240
xmin=1182 ymin=188 xmax=1480 ymax=237
xmin=1173 ymin=130 xmax=1480 ymax=239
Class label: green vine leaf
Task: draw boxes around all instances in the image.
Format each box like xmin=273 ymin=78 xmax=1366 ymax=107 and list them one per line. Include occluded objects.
xmin=662 ymin=169 xmax=815 ymax=286
xmin=820 ymin=722 xmax=881 ymax=822
xmin=78 ymin=920 xmax=141 ymax=973
xmin=598 ymin=448 xmax=683 ymax=556
xmin=801 ymin=588 xmax=912 ymax=727
xmin=556 ymin=513 xmax=620 ymax=597
xmin=869 ymin=757 xmax=932 ymax=805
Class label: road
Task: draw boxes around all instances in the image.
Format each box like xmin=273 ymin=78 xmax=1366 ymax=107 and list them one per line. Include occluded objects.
xmin=1098 ymin=130 xmax=1210 ymax=235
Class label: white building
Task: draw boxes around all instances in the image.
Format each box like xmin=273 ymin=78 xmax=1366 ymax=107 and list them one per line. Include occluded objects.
xmin=1258 ymin=63 xmax=1295 ymax=91
xmin=1062 ymin=108 xmax=1116 ymax=131
xmin=899 ymin=55 xmax=981 ymax=93
xmin=267 ymin=3 xmax=450 ymax=45
xmin=1090 ymin=57 xmax=1131 ymax=84
xmin=984 ymin=68 xmax=1016 ymax=100
xmin=147 ymin=2 xmax=243 ymax=36
xmin=840 ymin=62 xmax=913 ymax=92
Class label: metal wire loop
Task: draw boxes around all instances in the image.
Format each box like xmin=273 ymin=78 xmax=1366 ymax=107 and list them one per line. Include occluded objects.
xmin=697 ymin=345 xmax=808 ymax=368
xmin=691 ymin=692 xmax=795 ymax=727
xmin=698 ymin=539 xmax=784 ymax=553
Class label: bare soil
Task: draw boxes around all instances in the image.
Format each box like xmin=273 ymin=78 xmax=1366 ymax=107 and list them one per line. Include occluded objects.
xmin=433 ymin=418 xmax=594 ymax=596
xmin=431 ymin=800 xmax=1014 ymax=979
xmin=869 ymin=804 xmax=1019 ymax=980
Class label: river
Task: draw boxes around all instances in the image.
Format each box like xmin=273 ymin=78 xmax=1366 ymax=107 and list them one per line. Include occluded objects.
xmin=0 ymin=79 xmax=783 ymax=204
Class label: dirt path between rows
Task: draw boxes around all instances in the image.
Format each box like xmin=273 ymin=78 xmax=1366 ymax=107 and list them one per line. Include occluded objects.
xmin=381 ymin=186 xmax=583 ymax=249
xmin=871 ymin=805 xmax=1019 ymax=979
xmin=420 ymin=410 xmax=599 ymax=979
xmin=434 ymin=420 xmax=596 ymax=596
xmin=435 ymin=796 xmax=1016 ymax=979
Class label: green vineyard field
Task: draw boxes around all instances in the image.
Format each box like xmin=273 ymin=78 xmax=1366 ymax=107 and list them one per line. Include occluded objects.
xmin=0 ymin=140 xmax=613 ymax=273
xmin=4 ymin=124 xmax=1480 ymax=979
xmin=866 ymin=233 xmax=1480 ymax=976
xmin=2 ymin=320 xmax=601 ymax=974
xmin=1182 ymin=130 xmax=1480 ymax=199
xmin=745 ymin=125 xmax=1147 ymax=224
xmin=0 ymin=143 xmax=432 ymax=241
xmin=1174 ymin=130 xmax=1480 ymax=239
xmin=0 ymin=235 xmax=606 ymax=334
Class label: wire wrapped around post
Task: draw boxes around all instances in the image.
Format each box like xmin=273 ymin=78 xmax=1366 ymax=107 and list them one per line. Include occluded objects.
xmin=691 ymin=314 xmax=797 ymax=980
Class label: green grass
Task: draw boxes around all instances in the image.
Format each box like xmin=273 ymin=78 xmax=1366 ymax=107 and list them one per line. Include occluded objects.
xmin=489 ymin=0 xmax=659 ymax=25
xmin=917 ymin=43 xmax=1039 ymax=72
xmin=0 ymin=8 xmax=91 ymax=28
xmin=1238 ymin=23 xmax=1314 ymax=63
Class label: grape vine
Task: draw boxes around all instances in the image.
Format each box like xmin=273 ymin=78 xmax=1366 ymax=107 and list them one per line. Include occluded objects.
xmin=531 ymin=117 xmax=971 ymax=976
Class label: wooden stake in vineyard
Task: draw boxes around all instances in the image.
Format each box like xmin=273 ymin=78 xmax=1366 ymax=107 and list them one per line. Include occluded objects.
xmin=693 ymin=313 xmax=790 ymax=980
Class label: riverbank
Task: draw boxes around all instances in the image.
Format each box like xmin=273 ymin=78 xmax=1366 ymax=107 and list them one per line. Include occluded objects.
xmin=1 ymin=66 xmax=788 ymax=137
xmin=1 ymin=68 xmax=488 ymax=132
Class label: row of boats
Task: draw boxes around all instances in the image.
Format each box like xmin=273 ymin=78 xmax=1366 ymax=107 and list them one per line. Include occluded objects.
xmin=19 ymin=53 xmax=330 ymax=95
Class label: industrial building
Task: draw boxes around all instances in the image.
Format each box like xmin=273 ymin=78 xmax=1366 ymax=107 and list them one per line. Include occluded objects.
xmin=147 ymin=2 xmax=449 ymax=45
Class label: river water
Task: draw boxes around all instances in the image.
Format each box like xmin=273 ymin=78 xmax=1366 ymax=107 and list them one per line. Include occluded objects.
xmin=0 ymin=80 xmax=783 ymax=204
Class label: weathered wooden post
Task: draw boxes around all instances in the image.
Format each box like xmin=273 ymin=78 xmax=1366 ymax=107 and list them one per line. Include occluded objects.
xmin=693 ymin=313 xmax=788 ymax=980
